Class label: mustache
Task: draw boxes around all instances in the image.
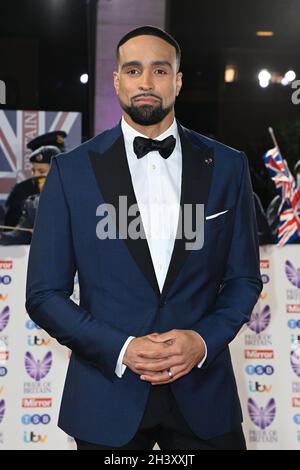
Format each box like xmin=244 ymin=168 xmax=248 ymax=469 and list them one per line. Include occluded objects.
xmin=131 ymin=93 xmax=162 ymax=102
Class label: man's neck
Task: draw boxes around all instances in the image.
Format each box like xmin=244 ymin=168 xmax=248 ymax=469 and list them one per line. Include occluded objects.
xmin=123 ymin=112 xmax=175 ymax=138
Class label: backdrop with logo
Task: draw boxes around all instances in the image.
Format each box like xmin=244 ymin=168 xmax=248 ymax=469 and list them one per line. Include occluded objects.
xmin=0 ymin=245 xmax=300 ymax=450
xmin=231 ymin=244 xmax=300 ymax=450
xmin=0 ymin=110 xmax=82 ymax=201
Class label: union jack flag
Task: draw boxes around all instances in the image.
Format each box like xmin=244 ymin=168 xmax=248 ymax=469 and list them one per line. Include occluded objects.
xmin=263 ymin=147 xmax=300 ymax=245
xmin=0 ymin=110 xmax=81 ymax=201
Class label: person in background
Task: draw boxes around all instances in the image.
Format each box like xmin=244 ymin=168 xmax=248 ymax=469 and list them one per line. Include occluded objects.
xmin=253 ymin=192 xmax=274 ymax=244
xmin=3 ymin=130 xmax=66 ymax=227
xmin=0 ymin=145 xmax=60 ymax=245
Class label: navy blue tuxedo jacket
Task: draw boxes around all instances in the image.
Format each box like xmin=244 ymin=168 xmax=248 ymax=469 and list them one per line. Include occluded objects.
xmin=26 ymin=121 xmax=262 ymax=446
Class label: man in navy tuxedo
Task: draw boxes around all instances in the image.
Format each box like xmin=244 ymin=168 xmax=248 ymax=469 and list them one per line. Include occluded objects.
xmin=26 ymin=26 xmax=262 ymax=450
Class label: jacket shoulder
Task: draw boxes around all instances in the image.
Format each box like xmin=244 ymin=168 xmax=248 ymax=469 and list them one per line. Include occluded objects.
xmin=54 ymin=124 xmax=122 ymax=169
xmin=183 ymin=127 xmax=244 ymax=162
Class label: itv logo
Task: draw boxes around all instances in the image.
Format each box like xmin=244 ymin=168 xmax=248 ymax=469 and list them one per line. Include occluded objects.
xmin=23 ymin=431 xmax=47 ymax=444
xmin=27 ymin=335 xmax=51 ymax=347
xmin=248 ymin=381 xmax=272 ymax=393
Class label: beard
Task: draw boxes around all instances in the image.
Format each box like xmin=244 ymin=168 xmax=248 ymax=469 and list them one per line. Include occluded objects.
xmin=119 ymin=96 xmax=174 ymax=126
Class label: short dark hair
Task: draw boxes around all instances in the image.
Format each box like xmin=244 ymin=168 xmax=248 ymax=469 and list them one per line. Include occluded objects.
xmin=116 ymin=25 xmax=181 ymax=70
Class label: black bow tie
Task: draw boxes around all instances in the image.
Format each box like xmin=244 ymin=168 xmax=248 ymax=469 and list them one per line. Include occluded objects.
xmin=133 ymin=135 xmax=176 ymax=159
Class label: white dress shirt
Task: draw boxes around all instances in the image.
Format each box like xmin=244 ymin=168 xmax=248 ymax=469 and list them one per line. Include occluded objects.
xmin=115 ymin=117 xmax=207 ymax=377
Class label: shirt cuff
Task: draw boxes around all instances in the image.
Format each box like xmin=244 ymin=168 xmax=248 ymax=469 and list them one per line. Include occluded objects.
xmin=197 ymin=335 xmax=207 ymax=368
xmin=115 ymin=336 xmax=135 ymax=378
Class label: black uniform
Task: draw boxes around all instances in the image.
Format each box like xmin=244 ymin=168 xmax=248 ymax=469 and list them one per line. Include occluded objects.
xmin=0 ymin=194 xmax=39 ymax=245
xmin=3 ymin=178 xmax=39 ymax=227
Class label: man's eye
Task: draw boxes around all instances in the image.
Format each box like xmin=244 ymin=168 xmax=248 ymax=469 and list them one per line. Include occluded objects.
xmin=155 ymin=69 xmax=167 ymax=75
xmin=127 ymin=69 xmax=140 ymax=75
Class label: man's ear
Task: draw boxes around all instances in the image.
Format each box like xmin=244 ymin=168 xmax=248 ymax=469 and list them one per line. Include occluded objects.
xmin=176 ymin=72 xmax=183 ymax=96
xmin=113 ymin=71 xmax=119 ymax=95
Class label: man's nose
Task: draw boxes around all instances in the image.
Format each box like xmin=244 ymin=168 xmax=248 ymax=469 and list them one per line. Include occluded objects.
xmin=138 ymin=71 xmax=154 ymax=90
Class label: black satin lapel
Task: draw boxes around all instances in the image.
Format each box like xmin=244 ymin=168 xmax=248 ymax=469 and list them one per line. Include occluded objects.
xmin=89 ymin=135 xmax=160 ymax=297
xmin=161 ymin=128 xmax=214 ymax=300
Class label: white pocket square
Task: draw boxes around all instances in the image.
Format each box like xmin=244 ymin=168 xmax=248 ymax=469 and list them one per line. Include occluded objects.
xmin=206 ymin=210 xmax=228 ymax=220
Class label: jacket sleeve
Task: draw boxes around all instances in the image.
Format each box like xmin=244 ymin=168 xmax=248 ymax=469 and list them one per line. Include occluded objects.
xmin=194 ymin=152 xmax=262 ymax=368
xmin=25 ymin=157 xmax=129 ymax=381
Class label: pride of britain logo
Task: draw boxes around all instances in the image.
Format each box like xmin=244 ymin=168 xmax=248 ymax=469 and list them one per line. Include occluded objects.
xmin=0 ymin=307 xmax=9 ymax=332
xmin=247 ymin=306 xmax=271 ymax=334
xmin=0 ymin=400 xmax=5 ymax=424
xmin=290 ymin=350 xmax=300 ymax=378
xmin=248 ymin=398 xmax=276 ymax=429
xmin=285 ymin=261 xmax=300 ymax=288
xmin=24 ymin=351 xmax=52 ymax=382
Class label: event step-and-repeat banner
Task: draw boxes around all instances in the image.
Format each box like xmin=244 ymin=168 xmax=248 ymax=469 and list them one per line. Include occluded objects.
xmin=0 ymin=245 xmax=300 ymax=450
xmin=0 ymin=246 xmax=77 ymax=450
xmin=0 ymin=109 xmax=82 ymax=201
xmin=231 ymin=245 xmax=300 ymax=450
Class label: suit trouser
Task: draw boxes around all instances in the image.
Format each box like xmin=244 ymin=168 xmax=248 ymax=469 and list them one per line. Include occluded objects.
xmin=75 ymin=384 xmax=246 ymax=450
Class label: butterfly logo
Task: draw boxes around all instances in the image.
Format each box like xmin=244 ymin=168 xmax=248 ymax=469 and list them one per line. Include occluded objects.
xmin=248 ymin=398 xmax=276 ymax=429
xmin=24 ymin=351 xmax=52 ymax=381
xmin=290 ymin=350 xmax=300 ymax=378
xmin=0 ymin=306 xmax=9 ymax=333
xmin=0 ymin=399 xmax=5 ymax=424
xmin=247 ymin=305 xmax=271 ymax=334
xmin=285 ymin=260 xmax=300 ymax=288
